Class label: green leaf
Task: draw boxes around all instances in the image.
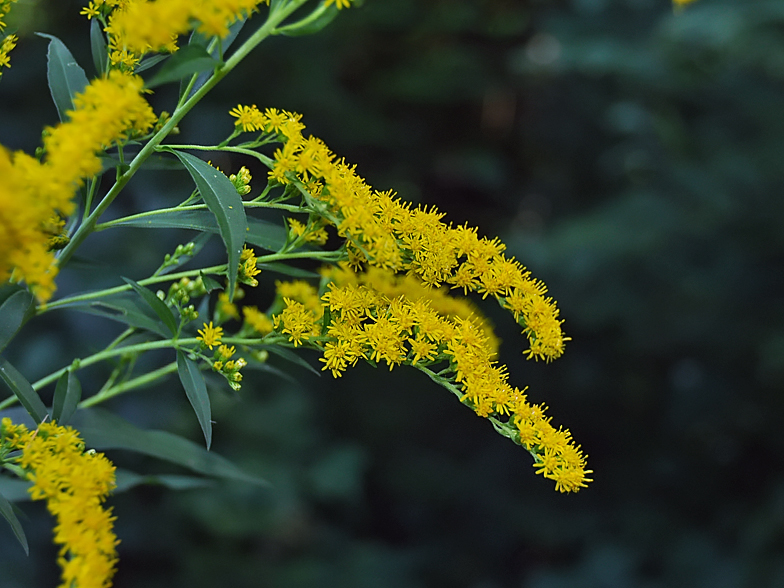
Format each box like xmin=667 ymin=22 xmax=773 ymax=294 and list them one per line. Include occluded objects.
xmin=145 ymin=45 xmax=221 ymax=89
xmin=69 ymin=408 xmax=266 ymax=485
xmin=64 ymin=293 xmax=171 ymax=337
xmin=177 ymin=351 xmax=212 ymax=450
xmin=199 ymin=272 xmax=223 ymax=293
xmin=170 ymin=151 xmax=248 ymax=299
xmin=110 ymin=210 xmax=286 ymax=252
xmin=261 ymin=345 xmax=320 ymax=377
xmin=122 ymin=277 xmax=178 ymax=335
xmin=36 ymin=33 xmax=89 ymax=122
xmin=134 ymin=53 xmax=168 ymax=74
xmin=278 ymin=4 xmax=340 ymax=37
xmin=51 ymin=370 xmax=82 ymax=427
xmin=0 ymin=357 xmax=48 ymax=424
xmin=114 ymin=469 xmax=214 ymax=493
xmin=0 ymin=489 xmax=28 ymax=555
xmin=89 ymin=18 xmax=107 ymax=75
xmin=0 ymin=290 xmax=34 ymax=354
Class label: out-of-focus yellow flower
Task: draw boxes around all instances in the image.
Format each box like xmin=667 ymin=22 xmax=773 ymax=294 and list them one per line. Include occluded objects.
xmin=1 ymin=418 xmax=119 ymax=588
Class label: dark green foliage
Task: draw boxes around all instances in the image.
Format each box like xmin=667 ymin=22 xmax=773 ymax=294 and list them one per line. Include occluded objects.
xmin=2 ymin=1 xmax=782 ymax=587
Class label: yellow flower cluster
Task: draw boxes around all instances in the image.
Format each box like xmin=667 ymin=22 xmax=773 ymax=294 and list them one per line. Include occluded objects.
xmin=100 ymin=0 xmax=269 ymax=56
xmin=230 ymin=104 xmax=568 ymax=362
xmin=0 ymin=71 xmax=155 ymax=301
xmin=1 ymin=418 xmax=118 ymax=588
xmin=242 ymin=305 xmax=274 ymax=334
xmin=0 ymin=0 xmax=18 ymax=31
xmin=0 ymin=33 xmax=16 ymax=76
xmin=673 ymin=0 xmax=697 ymax=5
xmin=266 ymin=269 xmax=591 ymax=492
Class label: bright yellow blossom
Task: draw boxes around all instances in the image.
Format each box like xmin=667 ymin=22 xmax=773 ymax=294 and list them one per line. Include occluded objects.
xmin=197 ymin=321 xmax=223 ymax=349
xmin=1 ymin=71 xmax=155 ymax=301
xmin=1 ymin=418 xmax=119 ymax=588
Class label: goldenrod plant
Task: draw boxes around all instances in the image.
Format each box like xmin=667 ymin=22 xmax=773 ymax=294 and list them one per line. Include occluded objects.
xmin=0 ymin=1 xmax=591 ymax=584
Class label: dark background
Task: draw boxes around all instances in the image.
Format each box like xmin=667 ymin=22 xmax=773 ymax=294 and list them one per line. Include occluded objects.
xmin=1 ymin=0 xmax=784 ymax=586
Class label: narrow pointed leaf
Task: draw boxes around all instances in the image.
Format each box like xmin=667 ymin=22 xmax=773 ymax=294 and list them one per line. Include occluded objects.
xmin=261 ymin=345 xmax=320 ymax=376
xmin=0 ymin=358 xmax=47 ymax=424
xmin=68 ymin=408 xmax=266 ymax=485
xmin=145 ymin=45 xmax=220 ymax=89
xmin=114 ymin=469 xmax=214 ymax=493
xmin=0 ymin=489 xmax=28 ymax=555
xmin=177 ymin=351 xmax=212 ymax=450
xmin=36 ymin=33 xmax=89 ymax=122
xmin=51 ymin=370 xmax=82 ymax=426
xmin=64 ymin=294 xmax=171 ymax=337
xmin=111 ymin=209 xmax=285 ymax=252
xmin=122 ymin=277 xmax=178 ymax=335
xmin=170 ymin=151 xmax=248 ymax=299
xmin=0 ymin=290 xmax=34 ymax=353
xmin=199 ymin=273 xmax=223 ymax=293
xmin=134 ymin=53 xmax=168 ymax=74
xmin=89 ymin=18 xmax=107 ymax=75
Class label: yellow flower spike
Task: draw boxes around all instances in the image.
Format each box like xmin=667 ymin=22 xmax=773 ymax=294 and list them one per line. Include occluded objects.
xmin=1 ymin=419 xmax=119 ymax=587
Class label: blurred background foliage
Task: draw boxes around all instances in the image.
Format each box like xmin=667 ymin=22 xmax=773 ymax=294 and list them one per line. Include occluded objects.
xmin=1 ymin=0 xmax=784 ymax=586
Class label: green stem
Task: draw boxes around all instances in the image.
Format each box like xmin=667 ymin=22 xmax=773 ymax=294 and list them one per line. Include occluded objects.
xmin=38 ymin=264 xmax=227 ymax=314
xmin=56 ymin=0 xmax=310 ymax=269
xmin=95 ymin=200 xmax=309 ymax=231
xmin=80 ymin=361 xmax=179 ymax=408
xmin=0 ymin=339 xmax=200 ymax=411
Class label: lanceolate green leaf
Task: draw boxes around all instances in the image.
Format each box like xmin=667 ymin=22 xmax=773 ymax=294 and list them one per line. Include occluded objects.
xmin=111 ymin=210 xmax=286 ymax=252
xmin=262 ymin=345 xmax=320 ymax=377
xmin=177 ymin=351 xmax=212 ymax=450
xmin=36 ymin=33 xmax=89 ymax=122
xmin=67 ymin=294 xmax=171 ymax=337
xmin=122 ymin=277 xmax=179 ymax=335
xmin=70 ymin=408 xmax=266 ymax=485
xmin=0 ymin=489 xmax=28 ymax=555
xmin=170 ymin=151 xmax=248 ymax=299
xmin=0 ymin=357 xmax=48 ymax=424
xmin=0 ymin=290 xmax=34 ymax=354
xmin=51 ymin=370 xmax=82 ymax=427
xmin=89 ymin=18 xmax=107 ymax=75
xmin=114 ymin=469 xmax=214 ymax=493
xmin=145 ymin=44 xmax=221 ymax=89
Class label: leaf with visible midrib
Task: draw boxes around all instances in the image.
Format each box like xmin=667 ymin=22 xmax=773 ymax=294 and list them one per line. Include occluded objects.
xmin=36 ymin=33 xmax=89 ymax=122
xmin=0 ymin=290 xmax=34 ymax=353
xmin=170 ymin=151 xmax=248 ymax=299
xmin=0 ymin=357 xmax=48 ymax=424
xmin=69 ymin=408 xmax=266 ymax=485
xmin=0 ymin=490 xmax=28 ymax=555
xmin=177 ymin=351 xmax=212 ymax=450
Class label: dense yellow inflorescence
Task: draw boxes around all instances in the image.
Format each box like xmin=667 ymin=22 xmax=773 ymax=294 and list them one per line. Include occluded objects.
xmin=86 ymin=0 xmax=270 ymax=63
xmin=0 ymin=71 xmax=155 ymax=301
xmin=264 ymin=268 xmax=591 ymax=493
xmin=228 ymin=103 xmax=589 ymax=492
xmin=230 ymin=104 xmax=568 ymax=363
xmin=1 ymin=418 xmax=118 ymax=588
